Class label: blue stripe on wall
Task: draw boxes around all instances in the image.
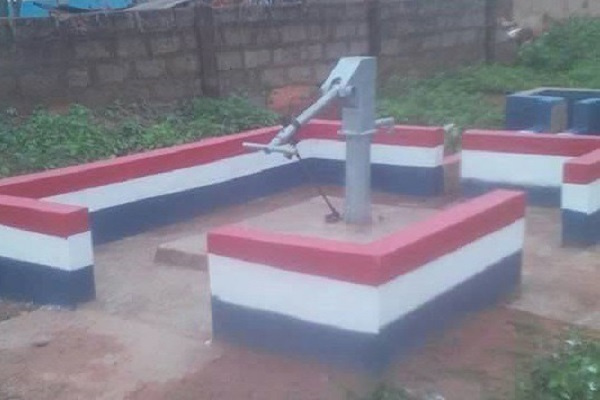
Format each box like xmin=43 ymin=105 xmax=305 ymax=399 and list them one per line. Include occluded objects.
xmin=505 ymin=94 xmax=566 ymax=132
xmin=90 ymin=163 xmax=305 ymax=244
xmin=304 ymin=159 xmax=443 ymax=196
xmin=0 ymin=256 xmax=95 ymax=306
xmin=211 ymin=252 xmax=521 ymax=372
xmin=562 ymin=209 xmax=600 ymax=246
xmin=372 ymin=164 xmax=444 ymax=196
xmin=461 ymin=179 xmax=560 ymax=207
xmin=91 ymin=160 xmax=444 ymax=244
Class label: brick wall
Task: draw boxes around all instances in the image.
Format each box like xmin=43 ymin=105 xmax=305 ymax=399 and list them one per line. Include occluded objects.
xmin=0 ymin=0 xmax=500 ymax=109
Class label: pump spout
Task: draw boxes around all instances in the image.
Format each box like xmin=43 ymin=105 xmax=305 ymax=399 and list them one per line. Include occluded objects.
xmin=243 ymin=56 xmax=393 ymax=226
xmin=243 ymin=82 xmax=344 ymax=155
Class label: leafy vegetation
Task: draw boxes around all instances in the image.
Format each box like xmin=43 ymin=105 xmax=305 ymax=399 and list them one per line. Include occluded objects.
xmin=516 ymin=334 xmax=600 ymax=400
xmin=0 ymin=97 xmax=278 ymax=178
xmin=519 ymin=17 xmax=600 ymax=72
xmin=348 ymin=384 xmax=419 ymax=400
xmin=379 ymin=17 xmax=600 ymax=141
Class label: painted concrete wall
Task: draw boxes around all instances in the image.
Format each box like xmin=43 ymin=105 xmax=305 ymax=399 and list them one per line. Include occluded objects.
xmin=562 ymin=149 xmax=600 ymax=246
xmin=0 ymin=120 xmax=444 ymax=306
xmin=209 ymin=190 xmax=525 ymax=370
xmin=461 ymin=129 xmax=600 ymax=246
xmin=461 ymin=129 xmax=600 ymax=206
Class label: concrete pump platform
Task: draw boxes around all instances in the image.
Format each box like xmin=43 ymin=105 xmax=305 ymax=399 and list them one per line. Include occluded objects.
xmin=0 ymin=186 xmax=598 ymax=400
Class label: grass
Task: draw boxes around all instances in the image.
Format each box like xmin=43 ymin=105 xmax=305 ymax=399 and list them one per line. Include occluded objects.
xmin=0 ymin=97 xmax=278 ymax=178
xmin=378 ymin=17 xmax=600 ymax=145
xmin=516 ymin=334 xmax=600 ymax=400
xmin=352 ymin=335 xmax=599 ymax=400
xmin=378 ymin=64 xmax=600 ymax=134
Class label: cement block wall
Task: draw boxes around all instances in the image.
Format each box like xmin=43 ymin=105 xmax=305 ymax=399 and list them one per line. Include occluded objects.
xmin=376 ymin=0 xmax=489 ymax=77
xmin=513 ymin=0 xmax=600 ymax=34
xmin=203 ymin=1 xmax=371 ymax=97
xmin=0 ymin=0 xmax=500 ymax=108
xmin=0 ymin=9 xmax=203 ymax=108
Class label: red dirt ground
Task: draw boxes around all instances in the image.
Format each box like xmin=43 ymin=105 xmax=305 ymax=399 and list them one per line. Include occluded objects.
xmin=124 ymin=308 xmax=569 ymax=400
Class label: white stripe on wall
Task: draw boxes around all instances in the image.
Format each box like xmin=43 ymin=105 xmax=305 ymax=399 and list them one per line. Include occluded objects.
xmin=45 ymin=151 xmax=294 ymax=212
xmin=462 ymin=150 xmax=568 ymax=187
xmin=0 ymin=225 xmax=93 ymax=271
xmin=45 ymin=140 xmax=441 ymax=212
xmin=209 ymin=254 xmax=381 ymax=334
xmin=562 ymin=179 xmax=600 ymax=215
xmin=298 ymin=140 xmax=443 ymax=168
xmin=378 ymin=219 xmax=524 ymax=327
xmin=209 ymin=219 xmax=524 ymax=334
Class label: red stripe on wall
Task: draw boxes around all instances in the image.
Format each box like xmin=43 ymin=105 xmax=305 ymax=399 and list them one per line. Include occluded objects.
xmin=463 ymin=130 xmax=600 ymax=156
xmin=376 ymin=126 xmax=444 ymax=147
xmin=208 ymin=226 xmax=381 ymax=285
xmin=0 ymin=195 xmax=89 ymax=237
xmin=208 ymin=190 xmax=525 ymax=286
xmin=298 ymin=120 xmax=444 ymax=147
xmin=375 ymin=190 xmax=525 ymax=281
xmin=564 ymin=149 xmax=600 ymax=184
xmin=0 ymin=127 xmax=279 ymax=199
xmin=0 ymin=121 xmax=443 ymax=200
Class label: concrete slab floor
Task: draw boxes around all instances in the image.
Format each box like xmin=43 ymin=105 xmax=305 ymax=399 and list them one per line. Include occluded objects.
xmin=152 ymin=188 xmax=449 ymax=269
xmin=0 ymin=186 xmax=597 ymax=400
xmin=241 ymin=196 xmax=437 ymax=243
xmin=153 ymin=195 xmax=439 ymax=270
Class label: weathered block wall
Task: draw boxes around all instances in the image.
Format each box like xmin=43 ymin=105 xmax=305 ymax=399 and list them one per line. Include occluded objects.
xmin=514 ymin=0 xmax=600 ymax=34
xmin=203 ymin=2 xmax=370 ymax=97
xmin=0 ymin=8 xmax=203 ymax=108
xmin=0 ymin=0 xmax=499 ymax=109
xmin=377 ymin=0 xmax=488 ymax=77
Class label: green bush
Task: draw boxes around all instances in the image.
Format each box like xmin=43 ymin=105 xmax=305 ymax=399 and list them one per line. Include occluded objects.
xmin=519 ymin=17 xmax=600 ymax=72
xmin=0 ymin=97 xmax=278 ymax=178
xmin=0 ymin=106 xmax=115 ymax=175
xmin=182 ymin=96 xmax=279 ymax=135
xmin=517 ymin=335 xmax=600 ymax=400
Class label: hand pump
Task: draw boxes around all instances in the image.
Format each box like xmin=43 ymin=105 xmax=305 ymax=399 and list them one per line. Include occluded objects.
xmin=243 ymin=57 xmax=394 ymax=225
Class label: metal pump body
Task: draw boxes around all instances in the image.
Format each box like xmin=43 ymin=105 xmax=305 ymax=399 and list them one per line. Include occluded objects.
xmin=244 ymin=56 xmax=391 ymax=225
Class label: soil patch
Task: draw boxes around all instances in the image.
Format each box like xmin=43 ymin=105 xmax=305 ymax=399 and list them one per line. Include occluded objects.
xmin=0 ymin=299 xmax=37 ymax=323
